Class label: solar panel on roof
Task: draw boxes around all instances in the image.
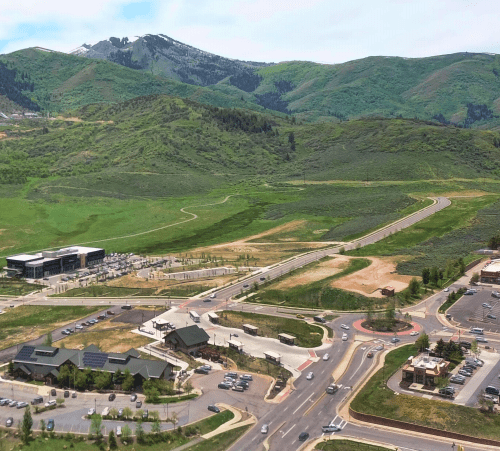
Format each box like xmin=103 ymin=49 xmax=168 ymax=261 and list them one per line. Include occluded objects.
xmin=82 ymin=352 xmax=108 ymax=368
xmin=15 ymin=346 xmax=37 ymax=362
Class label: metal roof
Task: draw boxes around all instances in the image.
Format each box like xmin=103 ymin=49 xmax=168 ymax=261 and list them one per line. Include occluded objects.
xmin=242 ymin=324 xmax=258 ymax=330
xmin=278 ymin=333 xmax=296 ymax=340
xmin=166 ymin=325 xmax=210 ymax=347
xmin=264 ymin=351 xmax=281 ymax=359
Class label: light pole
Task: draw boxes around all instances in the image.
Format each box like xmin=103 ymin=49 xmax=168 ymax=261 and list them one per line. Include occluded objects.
xmin=451 ymin=442 xmax=456 ymax=451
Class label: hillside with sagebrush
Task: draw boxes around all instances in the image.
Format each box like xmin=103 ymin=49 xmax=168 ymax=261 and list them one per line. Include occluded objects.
xmin=1 ymin=94 xmax=500 ymax=193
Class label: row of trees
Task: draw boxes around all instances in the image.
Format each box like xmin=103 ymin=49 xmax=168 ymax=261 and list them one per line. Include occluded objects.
xmin=488 ymin=234 xmax=500 ymax=250
xmin=56 ymin=365 xmax=135 ymax=391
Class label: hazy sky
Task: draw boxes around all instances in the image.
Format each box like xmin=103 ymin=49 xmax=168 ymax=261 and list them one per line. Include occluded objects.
xmin=1 ymin=0 xmax=498 ymax=64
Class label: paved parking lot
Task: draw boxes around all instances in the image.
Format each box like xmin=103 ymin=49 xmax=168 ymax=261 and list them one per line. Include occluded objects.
xmin=447 ymin=288 xmax=500 ymax=333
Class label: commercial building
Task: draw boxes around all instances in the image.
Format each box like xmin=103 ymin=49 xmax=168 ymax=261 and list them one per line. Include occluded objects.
xmin=481 ymin=260 xmax=500 ymax=284
xmin=13 ymin=344 xmax=173 ymax=386
xmin=6 ymin=246 xmax=105 ymax=278
xmin=401 ymin=354 xmax=450 ymax=386
xmin=164 ymin=325 xmax=210 ymax=355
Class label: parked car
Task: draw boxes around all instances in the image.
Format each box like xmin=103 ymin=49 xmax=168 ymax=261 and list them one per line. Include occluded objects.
xmin=9 ymin=400 xmax=17 ymax=407
xmin=88 ymin=408 xmax=96 ymax=416
xmin=450 ymin=376 xmax=465 ymax=384
xmin=203 ymin=298 xmax=211 ymax=302
xmin=458 ymin=369 xmax=472 ymax=377
xmin=225 ymin=372 xmax=237 ymax=379
xmin=108 ymin=393 xmax=116 ymax=401
xmin=261 ymin=424 xmax=269 ymax=434
xmin=486 ymin=386 xmax=500 ymax=396
xmin=299 ymin=432 xmax=310 ymax=441
xmin=136 ymin=401 xmax=142 ymax=408
xmin=64 ymin=390 xmax=70 ymax=398
xmin=45 ymin=400 xmax=57 ymax=407
xmin=323 ymin=353 xmax=330 ymax=361
xmin=6 ymin=417 xmax=13 ymax=427
xmin=232 ymin=385 xmax=244 ymax=392
xmin=306 ymin=372 xmax=314 ymax=380
xmin=118 ymin=408 xmax=124 ymax=417
xmin=75 ymin=324 xmax=83 ymax=330
xmin=208 ymin=405 xmax=220 ymax=413
xmin=236 ymin=381 xmax=249 ymax=389
xmin=31 ymin=396 xmax=43 ymax=405
xmin=0 ymin=399 xmax=11 ymax=406
xmin=16 ymin=402 xmax=28 ymax=409
xmin=47 ymin=419 xmax=55 ymax=432
xmin=476 ymin=337 xmax=488 ymax=343
xmin=194 ymin=368 xmax=209 ymax=375
xmin=487 ymin=314 xmax=497 ymax=319
xmin=142 ymin=409 xmax=149 ymax=419
xmin=218 ymin=383 xmax=231 ymax=390
xmin=116 ymin=426 xmax=122 ymax=437
xmin=130 ymin=394 xmax=137 ymax=402
xmin=482 ymin=303 xmax=492 ymax=308
xmin=201 ymin=364 xmax=212 ymax=370
xmin=410 ymin=331 xmax=419 ymax=336
xmin=240 ymin=374 xmax=252 ymax=381
xmin=71 ymin=391 xmax=77 ymax=398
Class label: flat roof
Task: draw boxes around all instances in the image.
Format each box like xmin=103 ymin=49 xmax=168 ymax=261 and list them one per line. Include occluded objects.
xmin=228 ymin=340 xmax=243 ymax=347
xmin=154 ymin=319 xmax=169 ymax=325
xmin=26 ymin=257 xmax=58 ymax=266
xmin=242 ymin=324 xmax=258 ymax=330
xmin=7 ymin=253 xmax=43 ymax=262
xmin=208 ymin=312 xmax=219 ymax=318
xmin=278 ymin=333 xmax=296 ymax=340
xmin=264 ymin=351 xmax=281 ymax=359
xmin=66 ymin=246 xmax=103 ymax=254
xmin=483 ymin=261 xmax=500 ymax=273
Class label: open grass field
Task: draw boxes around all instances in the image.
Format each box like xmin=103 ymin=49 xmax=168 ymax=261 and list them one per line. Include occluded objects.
xmin=51 ymin=285 xmax=159 ymax=298
xmin=0 ymin=278 xmax=44 ymax=295
xmin=57 ymin=327 xmax=154 ymax=353
xmin=218 ymin=310 xmax=328 ymax=348
xmin=0 ymin=305 xmax=102 ymax=351
xmin=351 ymin=345 xmax=500 ymax=440
xmin=251 ymin=257 xmax=389 ymax=310
xmin=316 ymin=440 xmax=393 ymax=451
xmin=183 ymin=425 xmax=251 ymax=451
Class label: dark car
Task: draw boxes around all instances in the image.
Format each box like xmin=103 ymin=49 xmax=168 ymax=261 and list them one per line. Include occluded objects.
xmin=47 ymin=419 xmax=55 ymax=432
xmin=130 ymin=394 xmax=137 ymax=402
xmin=64 ymin=391 xmax=70 ymax=398
xmin=50 ymin=389 xmax=57 ymax=396
xmin=136 ymin=401 xmax=142 ymax=408
xmin=486 ymin=386 xmax=500 ymax=396
xmin=142 ymin=409 xmax=148 ymax=419
xmin=194 ymin=368 xmax=209 ymax=375
xmin=208 ymin=405 xmax=220 ymax=413
xmin=218 ymin=383 xmax=231 ymax=390
xmin=108 ymin=393 xmax=116 ymax=401
xmin=299 ymin=432 xmax=310 ymax=441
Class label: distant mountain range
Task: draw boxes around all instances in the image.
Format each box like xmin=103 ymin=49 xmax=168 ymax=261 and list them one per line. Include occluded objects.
xmin=2 ymin=33 xmax=500 ymax=128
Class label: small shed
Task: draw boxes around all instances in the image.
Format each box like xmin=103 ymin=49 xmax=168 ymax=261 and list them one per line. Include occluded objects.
xmin=264 ymin=351 xmax=281 ymax=365
xmin=208 ymin=312 xmax=219 ymax=324
xmin=243 ymin=324 xmax=258 ymax=335
xmin=278 ymin=333 xmax=296 ymax=345
xmin=153 ymin=319 xmax=169 ymax=331
xmin=381 ymin=286 xmax=395 ymax=296
xmin=228 ymin=339 xmax=243 ymax=352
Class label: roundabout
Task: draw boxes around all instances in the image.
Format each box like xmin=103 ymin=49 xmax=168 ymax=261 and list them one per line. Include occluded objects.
xmin=352 ymin=318 xmax=423 ymax=336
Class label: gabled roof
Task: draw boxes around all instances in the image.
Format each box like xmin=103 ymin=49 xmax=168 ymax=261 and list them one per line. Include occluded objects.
xmin=166 ymin=325 xmax=210 ymax=347
xmin=83 ymin=344 xmax=101 ymax=353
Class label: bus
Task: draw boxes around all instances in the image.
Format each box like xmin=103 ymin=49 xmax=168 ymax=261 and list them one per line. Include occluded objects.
xmin=470 ymin=327 xmax=484 ymax=335
xmin=189 ymin=311 xmax=200 ymax=323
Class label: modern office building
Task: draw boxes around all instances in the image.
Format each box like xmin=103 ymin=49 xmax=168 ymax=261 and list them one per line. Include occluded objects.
xmin=6 ymin=246 xmax=105 ymax=278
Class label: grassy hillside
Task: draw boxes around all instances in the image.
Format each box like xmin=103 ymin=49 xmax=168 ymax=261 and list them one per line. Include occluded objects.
xmin=0 ymin=49 xmax=268 ymax=114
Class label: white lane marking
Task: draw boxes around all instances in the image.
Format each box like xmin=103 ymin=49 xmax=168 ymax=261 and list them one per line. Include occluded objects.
xmin=282 ymin=424 xmax=296 ymax=437
xmin=283 ymin=406 xmax=289 ymax=412
xmin=293 ymin=393 xmax=314 ymax=414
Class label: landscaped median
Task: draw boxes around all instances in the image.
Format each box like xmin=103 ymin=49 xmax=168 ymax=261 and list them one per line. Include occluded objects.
xmin=349 ymin=344 xmax=500 ymax=447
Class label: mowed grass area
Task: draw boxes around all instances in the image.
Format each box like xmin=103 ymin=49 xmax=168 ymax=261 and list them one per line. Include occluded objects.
xmin=252 ymin=257 xmax=386 ymax=310
xmin=316 ymin=440 xmax=393 ymax=451
xmin=351 ymin=344 xmax=500 ymax=440
xmin=57 ymin=327 xmax=155 ymax=353
xmin=183 ymin=425 xmax=251 ymax=451
xmin=52 ymin=285 xmax=159 ymax=298
xmin=0 ymin=278 xmax=44 ymax=295
xmin=218 ymin=311 xmax=328 ymax=347
xmin=0 ymin=305 xmax=102 ymax=350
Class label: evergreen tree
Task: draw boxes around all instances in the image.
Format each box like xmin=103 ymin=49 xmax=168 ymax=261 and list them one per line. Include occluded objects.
xmin=421 ymin=268 xmax=430 ymax=285
xmin=20 ymin=405 xmax=33 ymax=444
xmin=108 ymin=430 xmax=117 ymax=449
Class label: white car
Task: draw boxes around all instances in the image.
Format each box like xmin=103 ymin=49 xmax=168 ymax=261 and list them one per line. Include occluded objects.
xmin=410 ymin=331 xmax=419 ymax=336
xmin=323 ymin=353 xmax=330 ymax=361
xmin=75 ymin=324 xmax=83 ymax=330
xmin=88 ymin=408 xmax=96 ymax=416
xmin=306 ymin=372 xmax=314 ymax=380
xmin=443 ymin=287 xmax=449 ymax=292
xmin=44 ymin=400 xmax=56 ymax=407
xmin=342 ymin=333 xmax=348 ymax=341
xmin=340 ymin=324 xmax=350 ymax=330
xmin=116 ymin=426 xmax=122 ymax=437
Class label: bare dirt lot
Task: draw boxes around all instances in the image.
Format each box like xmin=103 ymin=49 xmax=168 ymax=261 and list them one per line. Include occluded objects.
xmin=331 ymin=255 xmax=414 ymax=297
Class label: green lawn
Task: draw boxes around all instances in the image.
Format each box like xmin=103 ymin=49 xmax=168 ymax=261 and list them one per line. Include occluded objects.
xmin=183 ymin=425 xmax=251 ymax=451
xmin=316 ymin=439 xmax=393 ymax=451
xmin=0 ymin=279 xmax=44 ymax=295
xmin=0 ymin=305 xmax=102 ymax=350
xmin=351 ymin=344 xmax=500 ymax=440
xmin=218 ymin=310 xmax=329 ymax=347
xmin=149 ymin=394 xmax=198 ymax=404
xmin=52 ymin=286 xmax=159 ymax=298
xmin=252 ymin=257 xmax=386 ymax=310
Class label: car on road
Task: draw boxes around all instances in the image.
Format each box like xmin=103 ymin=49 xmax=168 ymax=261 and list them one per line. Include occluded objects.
xmin=299 ymin=432 xmax=310 ymax=441
xmin=391 ymin=337 xmax=400 ymax=343
xmin=116 ymin=426 xmax=122 ymax=437
xmin=47 ymin=419 xmax=55 ymax=432
xmin=374 ymin=345 xmax=384 ymax=351
xmin=261 ymin=424 xmax=269 ymax=434
xmin=340 ymin=324 xmax=350 ymax=330
xmin=326 ymin=385 xmax=338 ymax=394
xmin=322 ymin=425 xmax=342 ymax=433
xmin=306 ymin=372 xmax=314 ymax=380
xmin=75 ymin=324 xmax=83 ymax=330
xmin=208 ymin=405 xmax=220 ymax=413
xmin=130 ymin=394 xmax=137 ymax=402
xmin=6 ymin=417 xmax=13 ymax=427
xmin=210 ymin=293 xmax=216 ymax=298
xmin=203 ymin=298 xmax=211 ymax=302
xmin=367 ymin=352 xmax=374 ymax=358
xmin=243 ymin=284 xmax=249 ymax=288
xmin=487 ymin=314 xmax=497 ymax=319
xmin=296 ymin=314 xmax=305 ymax=319
xmin=443 ymin=287 xmax=450 ymax=292
xmin=108 ymin=393 xmax=116 ymax=401
xmin=410 ymin=331 xmax=419 ymax=336
xmin=342 ymin=334 xmax=348 ymax=341
xmin=323 ymin=353 xmax=330 ymax=361
xmin=476 ymin=337 xmax=488 ymax=343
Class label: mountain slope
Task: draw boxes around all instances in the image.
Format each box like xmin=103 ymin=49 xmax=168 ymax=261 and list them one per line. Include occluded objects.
xmin=0 ymin=48 xmax=268 ymax=114
xmin=72 ymin=34 xmax=272 ymax=86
